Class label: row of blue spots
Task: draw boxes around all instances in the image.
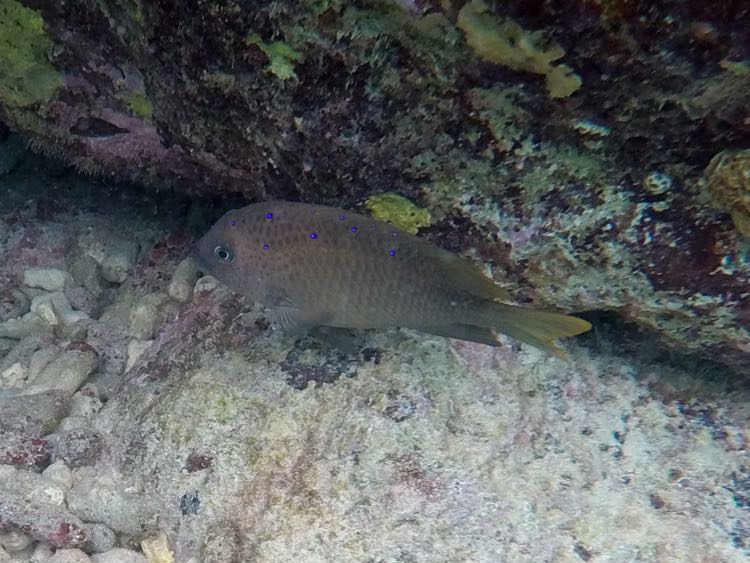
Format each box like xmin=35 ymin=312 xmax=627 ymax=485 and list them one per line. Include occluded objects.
xmin=258 ymin=210 xmax=398 ymax=254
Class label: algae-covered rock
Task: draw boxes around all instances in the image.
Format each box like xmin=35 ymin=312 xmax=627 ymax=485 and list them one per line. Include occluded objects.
xmin=704 ymin=148 xmax=750 ymax=237
xmin=0 ymin=1 xmax=749 ymax=372
xmin=365 ymin=192 xmax=431 ymax=234
xmin=456 ymin=0 xmax=581 ymax=98
xmin=0 ymin=0 xmax=61 ymax=108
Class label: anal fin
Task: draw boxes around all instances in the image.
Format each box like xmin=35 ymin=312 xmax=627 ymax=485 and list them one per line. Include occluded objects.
xmin=422 ymin=323 xmax=501 ymax=347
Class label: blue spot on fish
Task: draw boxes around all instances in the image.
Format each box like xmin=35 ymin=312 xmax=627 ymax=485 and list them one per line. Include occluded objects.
xmin=229 ymin=219 xmax=237 ymax=226
xmin=309 ymin=232 xmax=318 ymax=239
xmin=265 ymin=213 xmax=273 ymax=219
xmin=339 ymin=215 xmax=346 ymax=221
xmin=263 ymin=244 xmax=269 ymax=251
xmin=388 ymin=249 xmax=396 ymax=256
xmin=351 ymin=227 xmax=357 ymax=233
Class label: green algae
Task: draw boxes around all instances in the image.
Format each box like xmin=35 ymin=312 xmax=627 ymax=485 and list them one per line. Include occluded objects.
xmin=121 ymin=90 xmax=153 ymax=120
xmin=0 ymin=0 xmax=61 ymax=108
xmin=365 ymin=193 xmax=431 ymax=234
xmin=246 ymin=33 xmax=302 ymax=81
xmin=457 ymin=0 xmax=581 ymax=98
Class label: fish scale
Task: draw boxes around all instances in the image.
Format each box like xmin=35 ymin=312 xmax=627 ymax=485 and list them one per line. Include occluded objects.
xmin=194 ymin=201 xmax=591 ymax=354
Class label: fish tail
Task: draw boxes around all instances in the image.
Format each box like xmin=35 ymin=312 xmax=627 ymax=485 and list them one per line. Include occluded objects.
xmin=471 ymin=301 xmax=591 ymax=357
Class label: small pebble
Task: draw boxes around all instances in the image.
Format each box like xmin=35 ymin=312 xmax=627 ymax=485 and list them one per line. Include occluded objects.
xmin=140 ymin=531 xmax=173 ymax=563
xmin=167 ymin=258 xmax=198 ymax=303
xmin=29 ymin=347 xmax=62 ymax=381
xmin=0 ymin=289 xmax=31 ymax=323
xmin=128 ymin=294 xmax=165 ymax=340
xmin=48 ymin=549 xmax=91 ymax=563
xmin=82 ymin=525 xmax=115 ymax=555
xmin=67 ymin=476 xmax=146 ymax=535
xmin=24 ymin=268 xmax=73 ymax=292
xmin=30 ymin=293 xmax=90 ymax=331
xmin=643 ymin=171 xmax=673 ymax=195
xmin=0 ymin=312 xmax=52 ymax=339
xmin=193 ymin=276 xmax=219 ymax=294
xmin=42 ymin=460 xmax=73 ymax=490
xmin=69 ymin=385 xmax=103 ymax=418
xmin=56 ymin=416 xmax=89 ymax=432
xmin=31 ymin=542 xmax=54 ymax=562
xmin=25 ymin=482 xmax=67 ymax=506
xmin=25 ymin=348 xmax=98 ymax=396
xmin=78 ymin=230 xmax=138 ymax=284
xmin=125 ymin=339 xmax=153 ymax=371
xmin=0 ymin=530 xmax=32 ymax=552
xmin=100 ymin=242 xmax=138 ymax=284
xmin=69 ymin=255 xmax=103 ymax=295
xmin=54 ymin=428 xmax=104 ymax=468
xmin=0 ymin=362 xmax=26 ymax=389
xmin=64 ymin=287 xmax=99 ymax=319
xmin=91 ymin=548 xmax=147 ymax=563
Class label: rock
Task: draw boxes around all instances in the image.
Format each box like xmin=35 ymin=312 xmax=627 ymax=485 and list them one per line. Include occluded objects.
xmin=125 ymin=339 xmax=152 ymax=372
xmin=69 ymin=255 xmax=103 ymax=296
xmin=140 ymin=531 xmax=172 ymax=563
xmin=28 ymin=347 xmax=62 ymax=381
xmin=128 ymin=294 xmax=166 ymax=340
xmin=63 ymin=287 xmax=99 ymax=319
xmin=31 ymin=542 xmax=54 ymax=562
xmin=54 ymin=428 xmax=104 ymax=468
xmin=90 ymin=548 xmax=147 ymax=563
xmin=30 ymin=293 xmax=90 ymax=332
xmin=0 ymin=312 xmax=53 ymax=339
xmin=56 ymin=416 xmax=89 ymax=433
xmin=25 ymin=348 xmax=99 ymax=396
xmin=56 ymin=319 xmax=90 ymax=342
xmin=0 ymin=362 xmax=26 ymax=389
xmin=48 ymin=549 xmax=91 ymax=563
xmin=0 ymin=391 xmax=69 ymax=468
xmin=193 ymin=276 xmax=219 ymax=294
xmin=0 ymin=338 xmax=14 ymax=356
xmin=0 ymin=289 xmax=30 ymax=323
xmin=66 ymin=475 xmax=148 ymax=536
xmin=78 ymin=231 xmax=138 ymax=284
xmin=69 ymin=385 xmax=103 ymax=418
xmin=0 ymin=468 xmax=89 ymax=548
xmin=42 ymin=460 xmax=74 ymax=490
xmin=23 ymin=268 xmax=73 ymax=292
xmin=82 ymin=525 xmax=115 ymax=555
xmin=167 ymin=258 xmax=198 ymax=303
xmin=0 ymin=530 xmax=32 ymax=552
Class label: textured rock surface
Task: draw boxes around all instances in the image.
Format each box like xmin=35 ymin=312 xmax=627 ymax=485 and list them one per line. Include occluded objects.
xmin=0 ymin=1 xmax=749 ymax=372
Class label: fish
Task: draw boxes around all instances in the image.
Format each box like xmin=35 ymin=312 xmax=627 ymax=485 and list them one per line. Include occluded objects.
xmin=193 ymin=201 xmax=591 ymax=355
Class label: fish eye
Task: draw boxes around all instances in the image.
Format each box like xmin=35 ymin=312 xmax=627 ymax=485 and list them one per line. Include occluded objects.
xmin=213 ymin=245 xmax=233 ymax=263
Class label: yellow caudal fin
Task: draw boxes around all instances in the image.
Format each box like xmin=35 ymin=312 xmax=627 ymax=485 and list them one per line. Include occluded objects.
xmin=474 ymin=301 xmax=592 ymax=357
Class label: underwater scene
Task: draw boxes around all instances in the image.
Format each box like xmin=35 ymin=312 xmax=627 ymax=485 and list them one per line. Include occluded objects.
xmin=0 ymin=0 xmax=749 ymax=561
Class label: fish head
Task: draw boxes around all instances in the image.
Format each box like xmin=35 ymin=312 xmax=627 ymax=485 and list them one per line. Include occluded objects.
xmin=193 ymin=208 xmax=262 ymax=298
